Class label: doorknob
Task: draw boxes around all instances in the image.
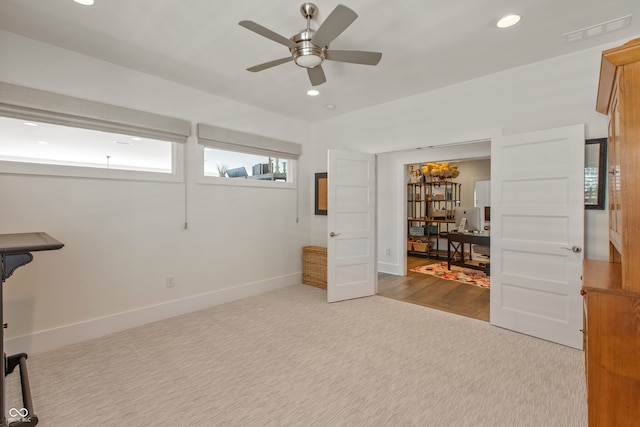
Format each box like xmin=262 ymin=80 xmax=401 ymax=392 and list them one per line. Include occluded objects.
xmin=330 ymin=232 xmax=340 ymax=237
xmin=561 ymin=246 xmax=582 ymax=253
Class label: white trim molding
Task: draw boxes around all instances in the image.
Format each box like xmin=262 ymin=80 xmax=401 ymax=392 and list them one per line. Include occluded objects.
xmin=5 ymin=272 xmax=302 ymax=355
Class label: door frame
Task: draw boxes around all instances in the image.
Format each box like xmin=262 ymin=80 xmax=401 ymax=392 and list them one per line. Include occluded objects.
xmin=382 ymin=140 xmax=494 ymax=277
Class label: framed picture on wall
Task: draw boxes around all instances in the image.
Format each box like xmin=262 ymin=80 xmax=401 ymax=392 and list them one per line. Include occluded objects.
xmin=315 ymin=172 xmax=328 ymax=215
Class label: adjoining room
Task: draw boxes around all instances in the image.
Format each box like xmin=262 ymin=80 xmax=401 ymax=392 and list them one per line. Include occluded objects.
xmin=379 ymin=157 xmax=491 ymax=321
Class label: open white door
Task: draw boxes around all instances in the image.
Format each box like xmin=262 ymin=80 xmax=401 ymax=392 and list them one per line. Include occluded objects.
xmin=327 ymin=150 xmax=377 ymax=303
xmin=491 ymin=124 xmax=585 ymax=349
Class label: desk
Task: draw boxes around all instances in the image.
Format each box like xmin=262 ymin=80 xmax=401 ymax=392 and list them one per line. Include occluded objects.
xmin=1 ymin=232 xmax=64 ymax=427
xmin=447 ymin=232 xmax=490 ymax=275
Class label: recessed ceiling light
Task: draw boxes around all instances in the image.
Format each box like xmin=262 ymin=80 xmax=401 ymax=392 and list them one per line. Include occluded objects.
xmin=73 ymin=0 xmax=95 ymax=5
xmin=23 ymin=122 xmax=38 ymax=126
xmin=325 ymin=104 xmax=336 ymax=110
xmin=37 ymin=141 xmax=48 ymax=145
xmin=497 ymin=14 xmax=521 ymax=29
xmin=307 ymin=89 xmax=320 ymax=96
xmin=131 ymin=137 xmax=142 ymax=141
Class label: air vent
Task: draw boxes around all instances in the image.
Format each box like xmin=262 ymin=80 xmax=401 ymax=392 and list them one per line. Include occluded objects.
xmin=564 ymin=15 xmax=632 ymax=43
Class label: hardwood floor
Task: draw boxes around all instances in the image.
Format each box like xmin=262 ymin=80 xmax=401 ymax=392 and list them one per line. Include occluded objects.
xmin=377 ymin=256 xmax=490 ymax=322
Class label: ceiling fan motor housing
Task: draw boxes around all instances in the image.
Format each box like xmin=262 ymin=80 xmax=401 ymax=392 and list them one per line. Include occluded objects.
xmin=291 ymin=29 xmax=325 ymax=68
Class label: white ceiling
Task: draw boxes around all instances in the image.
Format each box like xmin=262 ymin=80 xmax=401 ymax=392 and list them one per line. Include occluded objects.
xmin=1 ymin=0 xmax=639 ymax=123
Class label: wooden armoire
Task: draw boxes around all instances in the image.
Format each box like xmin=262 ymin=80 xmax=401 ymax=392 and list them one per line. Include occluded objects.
xmin=581 ymin=38 xmax=640 ymax=427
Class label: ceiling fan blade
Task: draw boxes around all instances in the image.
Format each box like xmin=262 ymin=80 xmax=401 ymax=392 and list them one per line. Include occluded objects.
xmin=307 ymin=66 xmax=327 ymax=86
xmin=247 ymin=57 xmax=293 ymax=72
xmin=239 ymin=20 xmax=297 ymax=49
xmin=325 ymin=50 xmax=382 ymax=66
xmin=311 ymin=5 xmax=357 ymax=48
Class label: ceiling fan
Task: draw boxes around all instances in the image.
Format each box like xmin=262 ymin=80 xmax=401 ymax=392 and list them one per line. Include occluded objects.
xmin=239 ymin=3 xmax=382 ymax=86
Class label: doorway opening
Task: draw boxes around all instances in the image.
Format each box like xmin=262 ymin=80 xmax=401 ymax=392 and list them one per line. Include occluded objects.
xmin=378 ymin=155 xmax=491 ymax=322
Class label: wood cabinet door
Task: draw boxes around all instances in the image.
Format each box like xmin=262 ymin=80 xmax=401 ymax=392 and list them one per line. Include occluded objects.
xmin=619 ymin=61 xmax=640 ymax=291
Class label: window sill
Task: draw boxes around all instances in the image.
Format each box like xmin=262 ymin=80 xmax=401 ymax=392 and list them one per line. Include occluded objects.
xmin=197 ymin=175 xmax=295 ymax=189
xmin=0 ymin=160 xmax=184 ymax=183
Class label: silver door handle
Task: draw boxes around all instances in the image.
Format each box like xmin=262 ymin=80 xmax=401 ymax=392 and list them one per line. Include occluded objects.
xmin=561 ymin=246 xmax=582 ymax=253
xmin=330 ymin=232 xmax=340 ymax=237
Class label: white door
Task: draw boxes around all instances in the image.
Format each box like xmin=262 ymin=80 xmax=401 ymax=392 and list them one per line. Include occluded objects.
xmin=327 ymin=150 xmax=377 ymax=303
xmin=490 ymin=124 xmax=585 ymax=349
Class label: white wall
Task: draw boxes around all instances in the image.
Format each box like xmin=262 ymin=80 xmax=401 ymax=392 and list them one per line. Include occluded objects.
xmin=309 ymin=38 xmax=634 ymax=273
xmin=0 ymin=31 xmax=314 ymax=353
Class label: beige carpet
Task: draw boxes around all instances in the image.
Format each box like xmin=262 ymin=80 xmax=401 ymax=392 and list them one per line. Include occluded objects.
xmin=5 ymin=285 xmax=587 ymax=426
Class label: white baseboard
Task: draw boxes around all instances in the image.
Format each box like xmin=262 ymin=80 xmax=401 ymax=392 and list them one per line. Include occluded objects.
xmin=377 ymin=261 xmax=403 ymax=276
xmin=5 ymin=272 xmax=301 ymax=355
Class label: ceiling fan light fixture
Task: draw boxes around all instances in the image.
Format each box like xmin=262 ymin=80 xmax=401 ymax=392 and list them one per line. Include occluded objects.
xmin=291 ymin=41 xmax=324 ymax=68
xmin=295 ymin=53 xmax=323 ymax=68
xmin=292 ymin=37 xmax=325 ymax=68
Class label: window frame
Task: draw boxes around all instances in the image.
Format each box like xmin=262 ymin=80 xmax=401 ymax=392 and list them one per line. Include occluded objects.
xmin=195 ymin=123 xmax=300 ymax=190
xmin=0 ymin=82 xmax=190 ymax=182
xmin=195 ymin=144 xmax=297 ymax=189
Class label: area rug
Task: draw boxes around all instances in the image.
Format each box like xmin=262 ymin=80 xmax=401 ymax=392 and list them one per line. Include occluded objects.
xmin=410 ymin=261 xmax=490 ymax=288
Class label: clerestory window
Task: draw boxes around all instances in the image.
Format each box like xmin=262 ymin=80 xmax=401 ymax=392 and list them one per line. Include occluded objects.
xmin=0 ymin=82 xmax=190 ymax=181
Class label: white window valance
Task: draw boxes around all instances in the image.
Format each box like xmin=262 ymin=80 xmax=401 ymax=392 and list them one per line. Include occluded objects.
xmin=197 ymin=123 xmax=302 ymax=159
xmin=0 ymin=82 xmax=191 ymax=143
